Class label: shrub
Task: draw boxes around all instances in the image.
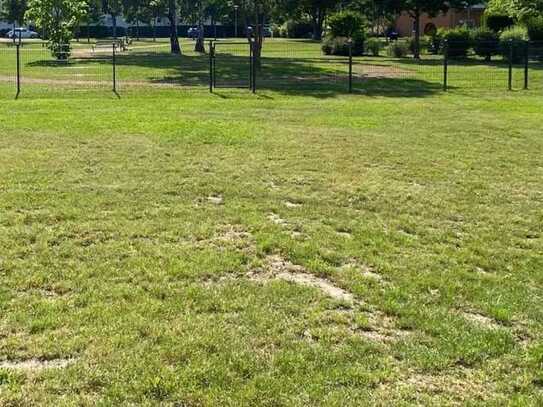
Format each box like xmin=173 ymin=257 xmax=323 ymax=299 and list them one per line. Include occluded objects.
xmin=322 ymin=34 xmax=364 ymax=56
xmin=428 ymin=32 xmax=442 ymax=54
xmin=485 ymin=14 xmax=515 ymax=33
xmin=526 ymin=16 xmax=543 ymax=41
xmin=387 ymin=41 xmax=409 ymax=58
xmin=472 ymin=28 xmax=500 ymax=61
xmin=499 ymin=26 xmax=528 ymax=63
xmin=327 ymin=11 xmax=366 ymax=38
xmin=439 ymin=27 xmax=472 ymax=58
xmin=365 ymin=37 xmax=381 ymax=56
xmin=408 ymin=35 xmax=430 ymax=55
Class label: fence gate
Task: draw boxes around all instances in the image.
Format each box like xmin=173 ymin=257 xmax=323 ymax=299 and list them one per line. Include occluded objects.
xmin=210 ymin=41 xmax=253 ymax=91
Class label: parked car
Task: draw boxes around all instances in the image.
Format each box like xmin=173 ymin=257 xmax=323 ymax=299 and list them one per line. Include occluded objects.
xmin=188 ymin=27 xmax=199 ymax=40
xmin=7 ymin=28 xmax=39 ymax=39
xmin=385 ymin=28 xmax=399 ymax=41
xmin=246 ymin=26 xmax=272 ymax=38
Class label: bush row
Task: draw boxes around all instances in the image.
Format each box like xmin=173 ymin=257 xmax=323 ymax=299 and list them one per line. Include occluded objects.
xmin=437 ymin=26 xmax=529 ymax=62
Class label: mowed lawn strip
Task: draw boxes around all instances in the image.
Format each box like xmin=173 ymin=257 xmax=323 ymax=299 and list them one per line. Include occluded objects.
xmin=0 ymin=87 xmax=542 ymax=405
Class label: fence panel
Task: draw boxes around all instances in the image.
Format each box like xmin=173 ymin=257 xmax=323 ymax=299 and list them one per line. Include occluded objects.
xmin=254 ymin=40 xmax=350 ymax=93
xmin=0 ymin=43 xmax=17 ymax=99
xmin=528 ymin=41 xmax=543 ymax=91
xmin=353 ymin=55 xmax=443 ymax=95
xmin=116 ymin=40 xmax=209 ymax=91
xmin=212 ymin=41 xmax=252 ymax=90
xmin=12 ymin=41 xmax=113 ymax=97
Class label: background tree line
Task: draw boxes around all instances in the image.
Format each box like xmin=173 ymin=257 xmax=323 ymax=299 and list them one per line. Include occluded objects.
xmin=2 ymin=0 xmax=543 ymax=59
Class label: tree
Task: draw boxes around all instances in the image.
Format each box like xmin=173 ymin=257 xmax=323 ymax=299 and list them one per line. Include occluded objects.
xmin=124 ymin=0 xmax=152 ymax=40
xmin=204 ymin=0 xmax=230 ymax=38
xmin=148 ymin=0 xmax=166 ymax=42
xmin=147 ymin=0 xmax=180 ymax=53
xmin=383 ymin=0 xmax=474 ymax=59
xmin=101 ymin=0 xmax=123 ymax=38
xmin=1 ymin=0 xmax=28 ymax=36
xmin=299 ymin=0 xmax=340 ymax=40
xmin=25 ymin=0 xmax=86 ymax=58
xmin=240 ymin=0 xmax=282 ymax=59
xmin=486 ymin=0 xmax=543 ymax=22
xmin=167 ymin=0 xmax=181 ymax=53
xmin=81 ymin=0 xmax=103 ymax=43
xmin=180 ymin=0 xmax=206 ymax=52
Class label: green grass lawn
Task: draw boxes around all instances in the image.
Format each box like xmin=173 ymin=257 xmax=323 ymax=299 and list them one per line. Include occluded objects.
xmin=0 ymin=53 xmax=542 ymax=405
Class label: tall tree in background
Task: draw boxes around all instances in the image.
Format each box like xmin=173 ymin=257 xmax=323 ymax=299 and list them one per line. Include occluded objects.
xmin=383 ymin=0 xmax=473 ymax=58
xmin=26 ymin=0 xmax=86 ymax=58
xmin=205 ymin=0 xmax=230 ymax=38
xmin=101 ymin=0 xmax=123 ymax=38
xmin=486 ymin=0 xmax=543 ymax=21
xmin=124 ymin=0 xmax=152 ymax=40
xmin=148 ymin=0 xmax=166 ymax=42
xmin=299 ymin=0 xmax=340 ymax=40
xmin=241 ymin=0 xmax=283 ymax=58
xmin=151 ymin=0 xmax=180 ymax=53
xmin=81 ymin=0 xmax=103 ymax=43
xmin=1 ymin=0 xmax=28 ymax=34
xmin=167 ymin=0 xmax=180 ymax=53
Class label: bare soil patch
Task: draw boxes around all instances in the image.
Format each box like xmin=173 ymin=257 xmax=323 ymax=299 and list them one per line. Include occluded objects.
xmin=0 ymin=358 xmax=75 ymax=371
xmin=250 ymin=255 xmax=354 ymax=303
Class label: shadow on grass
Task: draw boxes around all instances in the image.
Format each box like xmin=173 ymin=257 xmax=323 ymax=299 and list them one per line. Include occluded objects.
xmin=20 ymin=50 xmax=445 ymax=98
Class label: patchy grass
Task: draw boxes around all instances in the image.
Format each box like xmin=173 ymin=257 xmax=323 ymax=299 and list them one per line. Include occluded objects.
xmin=0 ymin=83 xmax=542 ymax=405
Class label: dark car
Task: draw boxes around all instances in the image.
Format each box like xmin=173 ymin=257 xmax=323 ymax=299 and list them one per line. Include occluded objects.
xmin=386 ymin=28 xmax=399 ymax=41
xmin=188 ymin=27 xmax=199 ymax=40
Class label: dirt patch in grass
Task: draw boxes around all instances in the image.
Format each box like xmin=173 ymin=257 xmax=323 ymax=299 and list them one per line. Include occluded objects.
xmin=341 ymin=260 xmax=387 ymax=283
xmin=394 ymin=368 xmax=496 ymax=403
xmin=356 ymin=310 xmax=412 ymax=343
xmin=250 ymin=255 xmax=354 ymax=303
xmin=207 ymin=195 xmax=224 ymax=205
xmin=284 ymin=201 xmax=302 ymax=208
xmin=198 ymin=224 xmax=255 ymax=254
xmin=0 ymin=358 xmax=75 ymax=371
xmin=461 ymin=311 xmax=501 ymax=329
xmin=352 ymin=64 xmax=412 ymax=79
xmin=268 ymin=213 xmax=287 ymax=226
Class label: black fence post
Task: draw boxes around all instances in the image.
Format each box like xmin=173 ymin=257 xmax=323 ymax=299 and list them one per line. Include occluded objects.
xmin=249 ymin=40 xmax=253 ymax=91
xmin=443 ymin=40 xmax=448 ymax=91
xmin=252 ymin=41 xmax=257 ymax=94
xmin=508 ymin=39 xmax=513 ymax=91
xmin=112 ymin=43 xmax=117 ymax=93
xmin=348 ymin=40 xmax=353 ymax=93
xmin=15 ymin=43 xmax=21 ymax=98
xmin=209 ymin=40 xmax=214 ymax=93
xmin=524 ymin=41 xmax=529 ymax=90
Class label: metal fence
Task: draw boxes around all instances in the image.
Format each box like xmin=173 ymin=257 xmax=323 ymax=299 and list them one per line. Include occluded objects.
xmin=1 ymin=39 xmax=543 ymax=98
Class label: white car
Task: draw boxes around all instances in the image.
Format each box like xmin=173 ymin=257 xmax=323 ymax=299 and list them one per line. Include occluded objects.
xmin=7 ymin=28 xmax=39 ymax=39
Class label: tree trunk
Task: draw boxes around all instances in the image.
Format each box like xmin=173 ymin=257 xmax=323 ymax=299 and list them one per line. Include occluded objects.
xmin=152 ymin=18 xmax=156 ymax=42
xmin=168 ymin=0 xmax=181 ymax=54
xmin=136 ymin=20 xmax=140 ymax=41
xmin=248 ymin=12 xmax=265 ymax=69
xmin=312 ymin=9 xmax=323 ymax=41
xmin=413 ymin=10 xmax=421 ymax=59
xmin=195 ymin=12 xmax=205 ymax=52
xmin=112 ymin=15 xmax=117 ymax=39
